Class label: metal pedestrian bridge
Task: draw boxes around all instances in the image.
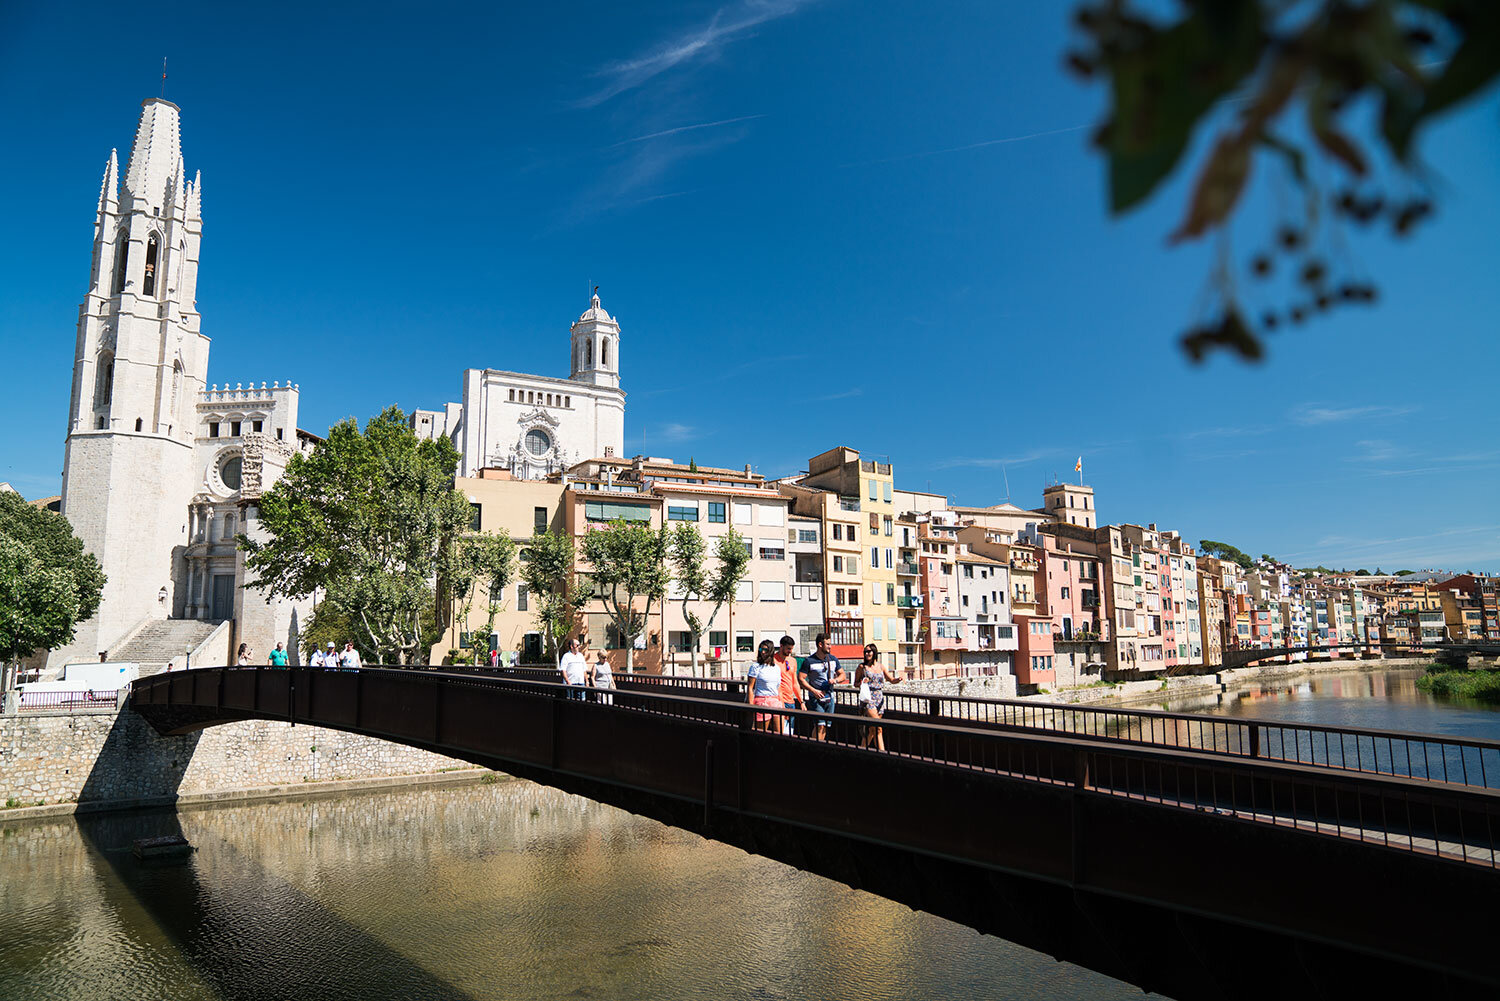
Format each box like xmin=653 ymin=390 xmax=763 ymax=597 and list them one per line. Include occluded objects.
xmin=131 ymin=667 xmax=1500 ymax=1001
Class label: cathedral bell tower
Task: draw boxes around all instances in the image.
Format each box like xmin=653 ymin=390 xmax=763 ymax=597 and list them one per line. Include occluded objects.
xmin=59 ymin=98 xmax=210 ymax=659
xmin=569 ymin=290 xmax=620 ymax=389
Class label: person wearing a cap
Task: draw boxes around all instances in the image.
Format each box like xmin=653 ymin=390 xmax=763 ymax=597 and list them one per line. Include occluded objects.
xmin=311 ymin=642 xmax=337 ymax=668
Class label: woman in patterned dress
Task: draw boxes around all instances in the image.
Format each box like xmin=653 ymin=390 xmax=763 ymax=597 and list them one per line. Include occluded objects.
xmin=854 ymin=643 xmax=903 ymax=751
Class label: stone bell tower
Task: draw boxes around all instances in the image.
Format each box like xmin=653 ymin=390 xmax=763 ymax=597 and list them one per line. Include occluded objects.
xmin=59 ymin=97 xmax=210 ymax=659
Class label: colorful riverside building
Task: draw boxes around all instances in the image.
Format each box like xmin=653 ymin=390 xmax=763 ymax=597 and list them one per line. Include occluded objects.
xmin=437 ymin=456 xmax=793 ymax=675
xmin=779 ymin=446 xmax=898 ymax=667
xmin=1035 ymin=525 xmax=1108 ymax=686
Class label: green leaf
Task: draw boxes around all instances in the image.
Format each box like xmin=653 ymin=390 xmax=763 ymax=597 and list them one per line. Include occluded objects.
xmin=1105 ymin=0 xmax=1266 ymax=212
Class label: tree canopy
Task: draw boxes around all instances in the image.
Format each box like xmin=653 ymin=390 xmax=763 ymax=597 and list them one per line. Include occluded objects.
xmin=1198 ymin=538 xmax=1255 ymax=569
xmin=449 ymin=529 xmax=518 ymax=661
xmin=0 ymin=492 xmax=105 ymax=664
xmin=240 ymin=406 xmax=470 ymax=664
xmin=668 ymin=523 xmax=751 ymax=675
xmin=519 ymin=529 xmax=579 ymax=666
xmin=580 ymin=520 xmax=670 ymax=672
xmin=1072 ymin=0 xmax=1500 ymax=360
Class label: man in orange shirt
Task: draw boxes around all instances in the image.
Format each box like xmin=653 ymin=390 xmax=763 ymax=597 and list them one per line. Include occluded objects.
xmin=774 ymin=635 xmax=803 ymax=736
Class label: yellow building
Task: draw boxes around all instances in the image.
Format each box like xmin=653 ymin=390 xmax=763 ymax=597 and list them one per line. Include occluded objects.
xmin=783 ymin=446 xmax=898 ymax=668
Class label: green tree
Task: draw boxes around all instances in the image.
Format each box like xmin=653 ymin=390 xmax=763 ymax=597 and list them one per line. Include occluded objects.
xmin=240 ymin=406 xmax=471 ymax=665
xmin=450 ymin=530 xmax=518 ymax=662
xmin=580 ymin=520 xmax=671 ymax=674
xmin=0 ymin=493 xmax=105 ymax=665
xmin=668 ymin=524 xmax=751 ymax=676
xmin=519 ymin=529 xmax=579 ymax=666
xmin=1071 ymin=1 xmax=1500 ymax=360
xmin=1198 ymin=538 xmax=1254 ymax=569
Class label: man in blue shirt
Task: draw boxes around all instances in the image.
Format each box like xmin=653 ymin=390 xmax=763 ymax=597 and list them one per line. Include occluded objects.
xmin=797 ymin=633 xmax=849 ymax=741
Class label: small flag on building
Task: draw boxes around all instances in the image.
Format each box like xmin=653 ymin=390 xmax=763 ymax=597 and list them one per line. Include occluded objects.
xmin=1075 ymin=456 xmax=1082 ymax=473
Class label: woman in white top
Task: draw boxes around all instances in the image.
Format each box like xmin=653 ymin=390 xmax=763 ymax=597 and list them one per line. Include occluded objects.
xmin=587 ymin=650 xmax=614 ymax=705
xmin=745 ymin=639 xmax=783 ymax=733
xmin=236 ymin=643 xmax=251 ymax=667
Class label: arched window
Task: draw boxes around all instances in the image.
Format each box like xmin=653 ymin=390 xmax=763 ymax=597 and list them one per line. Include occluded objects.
xmin=586 ymin=340 xmax=593 ymax=366
xmin=95 ymin=352 xmax=114 ymax=407
xmin=135 ymin=418 xmax=143 ymax=432
xmin=601 ymin=338 xmax=610 ymax=367
xmin=96 ymin=415 xmax=106 ymax=429
xmin=112 ymin=232 xmax=129 ymax=293
xmin=143 ymin=233 xmax=160 ymax=297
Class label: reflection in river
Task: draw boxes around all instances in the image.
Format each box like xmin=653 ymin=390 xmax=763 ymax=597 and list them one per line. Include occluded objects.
xmin=1 ymin=780 xmax=1142 ymax=1000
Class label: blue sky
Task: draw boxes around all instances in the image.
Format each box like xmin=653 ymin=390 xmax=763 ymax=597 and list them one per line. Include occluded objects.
xmin=2 ymin=1 xmax=1497 ymax=572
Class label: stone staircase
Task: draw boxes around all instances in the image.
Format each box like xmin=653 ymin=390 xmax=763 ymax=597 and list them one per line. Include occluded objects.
xmin=112 ymin=619 xmax=224 ymax=673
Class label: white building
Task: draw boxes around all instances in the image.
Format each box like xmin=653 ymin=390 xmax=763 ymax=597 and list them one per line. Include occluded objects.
xmin=53 ymin=97 xmax=313 ymax=668
xmin=419 ymin=293 xmax=626 ymax=479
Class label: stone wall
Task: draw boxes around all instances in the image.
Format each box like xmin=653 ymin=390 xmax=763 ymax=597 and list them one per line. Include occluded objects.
xmin=0 ymin=707 xmax=473 ymax=810
xmin=897 ymin=673 xmax=1019 ymax=700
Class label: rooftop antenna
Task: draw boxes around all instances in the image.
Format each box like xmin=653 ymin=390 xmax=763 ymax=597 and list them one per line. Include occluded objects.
xmin=160 ymin=58 xmax=167 ymax=99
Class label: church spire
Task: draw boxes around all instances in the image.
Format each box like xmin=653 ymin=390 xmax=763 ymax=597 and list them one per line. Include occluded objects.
xmin=97 ymin=149 xmax=119 ymax=219
xmin=122 ymin=98 xmax=182 ymax=212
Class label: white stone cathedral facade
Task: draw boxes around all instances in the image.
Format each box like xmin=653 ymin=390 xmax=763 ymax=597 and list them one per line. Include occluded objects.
xmin=414 ymin=292 xmax=626 ymax=478
xmin=54 ymin=98 xmax=312 ymax=666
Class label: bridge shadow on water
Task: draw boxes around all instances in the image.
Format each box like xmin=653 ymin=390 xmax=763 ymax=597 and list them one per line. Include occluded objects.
xmin=75 ymin=807 xmax=480 ymax=1001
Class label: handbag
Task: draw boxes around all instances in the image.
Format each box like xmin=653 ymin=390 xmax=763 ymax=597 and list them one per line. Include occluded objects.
xmin=857 ymin=680 xmax=871 ymax=704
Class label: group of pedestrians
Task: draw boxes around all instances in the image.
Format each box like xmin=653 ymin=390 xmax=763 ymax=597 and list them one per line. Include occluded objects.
xmin=236 ymin=640 xmax=361 ymax=669
xmin=745 ymin=634 xmax=903 ymax=749
xmin=558 ymin=637 xmax=615 ymax=702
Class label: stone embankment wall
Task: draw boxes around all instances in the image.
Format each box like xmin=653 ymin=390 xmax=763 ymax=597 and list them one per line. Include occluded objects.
xmin=0 ymin=707 xmax=474 ymax=813
xmin=896 ymin=673 xmax=1019 ymax=701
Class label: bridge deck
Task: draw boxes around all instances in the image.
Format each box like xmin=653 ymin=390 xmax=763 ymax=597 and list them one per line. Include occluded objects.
xmin=461 ymin=665 xmax=1500 ymax=791
xmin=130 ymin=667 xmax=1500 ymax=1000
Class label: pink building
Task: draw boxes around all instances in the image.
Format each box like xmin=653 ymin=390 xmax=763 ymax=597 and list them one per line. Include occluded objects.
xmin=1014 ymin=613 xmax=1056 ymax=688
xmin=1037 ymin=531 xmax=1108 ymax=685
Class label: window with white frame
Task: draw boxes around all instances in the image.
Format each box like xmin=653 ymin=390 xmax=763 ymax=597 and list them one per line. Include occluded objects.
xmin=732 ymin=502 xmax=753 ymax=525
xmin=871 ymin=618 xmax=883 ymax=640
xmin=758 ymin=538 xmax=785 ymax=561
xmin=871 ymin=583 xmax=882 ymax=605
xmin=759 ymin=581 xmax=786 ymax=601
xmin=759 ymin=505 xmax=784 ymax=527
xmin=735 ymin=580 xmax=753 ymax=602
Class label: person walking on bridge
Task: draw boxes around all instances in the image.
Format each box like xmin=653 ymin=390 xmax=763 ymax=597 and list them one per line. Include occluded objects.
xmin=746 ymin=640 xmax=782 ymax=732
xmin=338 ymin=641 xmax=362 ymax=671
xmin=588 ymin=649 xmax=614 ymax=705
xmin=560 ymin=638 xmax=588 ymax=700
xmin=773 ymin=635 xmax=803 ymax=735
xmin=267 ymin=642 xmax=289 ymax=668
xmin=854 ymin=644 xmax=903 ymax=751
xmin=798 ymin=633 xmax=848 ymax=741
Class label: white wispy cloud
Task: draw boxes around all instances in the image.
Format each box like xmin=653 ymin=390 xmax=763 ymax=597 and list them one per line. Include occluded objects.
xmin=1290 ymin=403 xmax=1417 ymax=425
xmin=935 ymin=449 xmax=1053 ymax=470
xmin=579 ymin=1 xmax=814 ymax=107
xmin=842 ymin=123 xmax=1091 ymax=169
xmin=611 ymin=114 xmax=768 ymax=147
xmin=656 ymin=422 xmax=703 ymax=443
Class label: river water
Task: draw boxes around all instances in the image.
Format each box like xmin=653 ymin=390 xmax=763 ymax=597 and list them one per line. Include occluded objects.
xmin=2 ymin=667 xmax=1494 ymax=1001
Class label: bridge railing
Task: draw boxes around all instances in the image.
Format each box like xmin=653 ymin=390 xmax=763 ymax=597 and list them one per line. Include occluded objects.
xmin=180 ymin=664 xmax=1500 ymax=790
xmin=130 ymin=666 xmax=1500 ymax=870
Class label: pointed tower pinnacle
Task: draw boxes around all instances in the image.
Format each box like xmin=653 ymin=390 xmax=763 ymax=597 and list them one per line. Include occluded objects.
xmin=122 ymin=98 xmax=182 ymax=213
xmin=97 ymin=149 xmax=119 ymax=218
xmin=187 ymin=168 xmax=201 ymax=221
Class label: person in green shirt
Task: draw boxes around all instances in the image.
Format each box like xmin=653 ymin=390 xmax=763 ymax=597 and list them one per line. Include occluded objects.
xmin=267 ymin=642 xmax=289 ymax=668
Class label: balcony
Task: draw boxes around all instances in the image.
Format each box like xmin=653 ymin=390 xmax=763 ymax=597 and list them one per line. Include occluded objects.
xmin=897 ymin=561 xmax=920 ymax=576
xmin=1010 ymin=556 xmax=1039 ymax=572
xmin=896 ymin=595 xmax=924 ymax=609
xmin=838 ymin=498 xmax=861 ymax=512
